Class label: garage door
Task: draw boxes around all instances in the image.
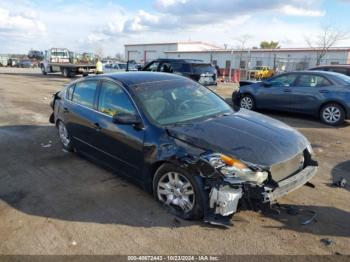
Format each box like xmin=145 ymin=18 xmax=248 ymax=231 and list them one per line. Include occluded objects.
xmin=127 ymin=51 xmax=138 ymax=62
xmin=144 ymin=50 xmax=158 ymax=63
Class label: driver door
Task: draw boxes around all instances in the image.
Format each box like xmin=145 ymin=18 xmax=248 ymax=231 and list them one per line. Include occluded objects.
xmin=255 ymin=73 xmax=298 ymax=111
xmin=94 ymin=80 xmax=145 ymax=180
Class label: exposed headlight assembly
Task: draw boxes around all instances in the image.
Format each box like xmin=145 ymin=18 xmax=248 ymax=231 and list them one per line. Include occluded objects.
xmin=306 ymin=142 xmax=314 ymax=155
xmin=207 ymin=153 xmax=268 ymax=184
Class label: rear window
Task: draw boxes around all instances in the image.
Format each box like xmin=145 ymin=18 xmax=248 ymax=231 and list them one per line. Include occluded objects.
xmin=192 ymin=64 xmax=215 ymax=74
xmin=329 ymin=67 xmax=349 ymax=76
xmin=170 ymin=63 xmax=191 ymax=73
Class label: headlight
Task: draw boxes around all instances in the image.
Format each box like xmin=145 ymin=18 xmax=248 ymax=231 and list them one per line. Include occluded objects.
xmin=207 ymin=154 xmax=268 ymax=184
xmin=306 ymin=142 xmax=314 ymax=155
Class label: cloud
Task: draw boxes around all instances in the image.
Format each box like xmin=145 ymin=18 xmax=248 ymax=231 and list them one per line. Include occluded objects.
xmin=154 ymin=0 xmax=324 ymax=17
xmin=281 ymin=5 xmax=325 ymax=17
xmin=0 ymin=0 xmax=345 ymax=56
xmin=0 ymin=7 xmax=45 ymax=33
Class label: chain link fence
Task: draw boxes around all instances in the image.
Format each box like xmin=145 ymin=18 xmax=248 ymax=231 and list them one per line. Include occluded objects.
xmin=230 ymin=55 xmax=349 ymax=80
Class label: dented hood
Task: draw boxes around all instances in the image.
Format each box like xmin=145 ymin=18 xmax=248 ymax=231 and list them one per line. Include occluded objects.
xmin=167 ymin=109 xmax=309 ymax=167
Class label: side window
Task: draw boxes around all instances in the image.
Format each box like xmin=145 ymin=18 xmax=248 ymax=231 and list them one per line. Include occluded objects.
xmin=143 ymin=61 xmax=159 ymax=71
xmin=72 ymin=80 xmax=98 ymax=108
xmin=172 ymin=63 xmax=191 ymax=73
xmin=330 ymin=68 xmax=348 ymax=75
xmin=297 ymin=75 xmax=332 ymax=87
xmin=98 ymin=81 xmax=136 ymax=117
xmin=160 ymin=63 xmax=173 ymax=73
xmin=66 ymin=84 xmax=74 ymax=100
xmin=267 ymin=74 xmax=297 ymax=87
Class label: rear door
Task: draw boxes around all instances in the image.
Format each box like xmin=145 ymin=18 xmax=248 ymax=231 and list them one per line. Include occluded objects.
xmin=289 ymin=73 xmax=333 ymax=114
xmin=94 ymin=80 xmax=145 ymax=179
xmin=255 ymin=73 xmax=298 ymax=111
xmin=64 ymin=79 xmax=100 ymax=155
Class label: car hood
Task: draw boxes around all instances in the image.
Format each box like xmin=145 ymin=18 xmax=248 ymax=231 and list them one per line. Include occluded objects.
xmin=167 ymin=109 xmax=309 ymax=167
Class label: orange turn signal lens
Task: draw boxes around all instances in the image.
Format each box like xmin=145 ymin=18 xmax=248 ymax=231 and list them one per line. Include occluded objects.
xmin=220 ymin=154 xmax=247 ymax=169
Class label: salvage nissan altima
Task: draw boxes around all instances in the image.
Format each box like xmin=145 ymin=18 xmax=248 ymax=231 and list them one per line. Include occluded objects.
xmin=50 ymin=72 xmax=318 ymax=226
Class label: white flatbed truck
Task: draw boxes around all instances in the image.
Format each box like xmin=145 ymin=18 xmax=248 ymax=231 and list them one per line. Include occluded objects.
xmin=40 ymin=48 xmax=96 ymax=78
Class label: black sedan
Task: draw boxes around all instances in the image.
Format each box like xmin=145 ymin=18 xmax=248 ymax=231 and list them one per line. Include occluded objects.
xmin=50 ymin=72 xmax=317 ymax=226
xmin=234 ymin=71 xmax=350 ymax=126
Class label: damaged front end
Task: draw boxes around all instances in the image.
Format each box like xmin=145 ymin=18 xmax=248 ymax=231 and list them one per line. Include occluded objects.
xmin=195 ymin=150 xmax=318 ymax=227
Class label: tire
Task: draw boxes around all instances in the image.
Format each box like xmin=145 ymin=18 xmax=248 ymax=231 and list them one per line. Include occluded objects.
xmin=320 ymin=103 xmax=345 ymax=126
xmin=57 ymin=120 xmax=74 ymax=152
xmin=41 ymin=65 xmax=47 ymax=75
xmin=239 ymin=94 xmax=255 ymax=110
xmin=63 ymin=68 xmax=70 ymax=78
xmin=153 ymin=163 xmax=203 ymax=220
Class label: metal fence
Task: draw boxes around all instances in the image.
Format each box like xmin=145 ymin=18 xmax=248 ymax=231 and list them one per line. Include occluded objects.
xmin=224 ymin=55 xmax=349 ymax=81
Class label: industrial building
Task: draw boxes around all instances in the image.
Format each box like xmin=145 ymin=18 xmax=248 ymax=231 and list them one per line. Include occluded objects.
xmin=125 ymin=42 xmax=221 ymax=64
xmin=125 ymin=42 xmax=350 ymax=73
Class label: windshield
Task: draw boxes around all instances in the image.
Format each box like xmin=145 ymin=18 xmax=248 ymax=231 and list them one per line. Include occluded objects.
xmin=51 ymin=52 xmax=68 ymax=57
xmin=192 ymin=64 xmax=216 ymax=75
xmin=133 ymin=79 xmax=232 ymax=126
xmin=254 ymin=66 xmax=264 ymax=70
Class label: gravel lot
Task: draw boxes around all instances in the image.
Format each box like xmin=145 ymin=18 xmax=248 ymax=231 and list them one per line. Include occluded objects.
xmin=0 ymin=67 xmax=349 ymax=255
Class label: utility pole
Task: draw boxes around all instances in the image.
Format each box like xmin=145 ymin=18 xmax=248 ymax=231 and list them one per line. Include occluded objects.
xmin=228 ymin=48 xmax=233 ymax=82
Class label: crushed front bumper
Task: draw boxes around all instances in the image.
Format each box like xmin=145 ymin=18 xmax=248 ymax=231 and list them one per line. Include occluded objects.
xmin=206 ymin=165 xmax=318 ymax=226
xmin=262 ymin=165 xmax=318 ymax=203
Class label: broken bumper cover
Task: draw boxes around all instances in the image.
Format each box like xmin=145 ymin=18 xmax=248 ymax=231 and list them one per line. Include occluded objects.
xmin=262 ymin=165 xmax=318 ymax=203
xmin=207 ymin=165 xmax=318 ymax=219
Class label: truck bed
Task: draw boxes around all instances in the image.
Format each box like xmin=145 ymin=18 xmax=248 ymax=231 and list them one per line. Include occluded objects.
xmin=48 ymin=63 xmax=96 ymax=68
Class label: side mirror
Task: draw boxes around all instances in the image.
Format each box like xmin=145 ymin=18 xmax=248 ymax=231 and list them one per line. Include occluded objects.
xmin=112 ymin=112 xmax=143 ymax=129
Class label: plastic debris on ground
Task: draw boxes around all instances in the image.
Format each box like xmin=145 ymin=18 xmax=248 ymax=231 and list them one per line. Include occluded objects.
xmin=320 ymin=238 xmax=335 ymax=246
xmin=41 ymin=140 xmax=52 ymax=148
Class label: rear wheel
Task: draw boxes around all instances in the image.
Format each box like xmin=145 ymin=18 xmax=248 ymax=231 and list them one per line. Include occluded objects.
xmin=63 ymin=68 xmax=70 ymax=78
xmin=153 ymin=163 xmax=203 ymax=220
xmin=240 ymin=94 xmax=255 ymax=110
xmin=320 ymin=103 xmax=345 ymax=126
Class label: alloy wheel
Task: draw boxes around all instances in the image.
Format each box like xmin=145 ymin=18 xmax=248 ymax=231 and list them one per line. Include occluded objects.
xmin=157 ymin=172 xmax=195 ymax=212
xmin=58 ymin=121 xmax=70 ymax=148
xmin=322 ymin=106 xmax=341 ymax=124
xmin=240 ymin=96 xmax=253 ymax=110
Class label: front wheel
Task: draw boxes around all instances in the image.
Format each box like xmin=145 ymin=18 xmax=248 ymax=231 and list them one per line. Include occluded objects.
xmin=240 ymin=94 xmax=255 ymax=110
xmin=320 ymin=103 xmax=345 ymax=126
xmin=41 ymin=65 xmax=47 ymax=75
xmin=57 ymin=120 xmax=74 ymax=151
xmin=153 ymin=163 xmax=203 ymax=220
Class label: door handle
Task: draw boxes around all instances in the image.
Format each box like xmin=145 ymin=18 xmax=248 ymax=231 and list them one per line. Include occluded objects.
xmin=283 ymin=89 xmax=292 ymax=93
xmin=63 ymin=107 xmax=69 ymax=113
xmin=92 ymin=122 xmax=101 ymax=131
xmin=319 ymin=90 xmax=329 ymax=93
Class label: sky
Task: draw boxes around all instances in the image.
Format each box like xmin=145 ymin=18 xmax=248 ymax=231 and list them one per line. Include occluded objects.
xmin=0 ymin=0 xmax=350 ymax=56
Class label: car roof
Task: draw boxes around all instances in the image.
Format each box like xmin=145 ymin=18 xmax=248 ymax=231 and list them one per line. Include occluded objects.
xmin=311 ymin=64 xmax=350 ymax=69
xmin=285 ymin=70 xmax=345 ymax=77
xmin=153 ymin=58 xmax=205 ymax=64
xmin=85 ymin=72 xmax=187 ymax=87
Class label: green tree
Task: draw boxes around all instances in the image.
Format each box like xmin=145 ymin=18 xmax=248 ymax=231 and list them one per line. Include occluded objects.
xmin=260 ymin=41 xmax=280 ymax=49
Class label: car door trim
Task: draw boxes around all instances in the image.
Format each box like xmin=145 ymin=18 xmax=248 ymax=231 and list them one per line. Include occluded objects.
xmin=73 ymin=136 xmax=140 ymax=170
